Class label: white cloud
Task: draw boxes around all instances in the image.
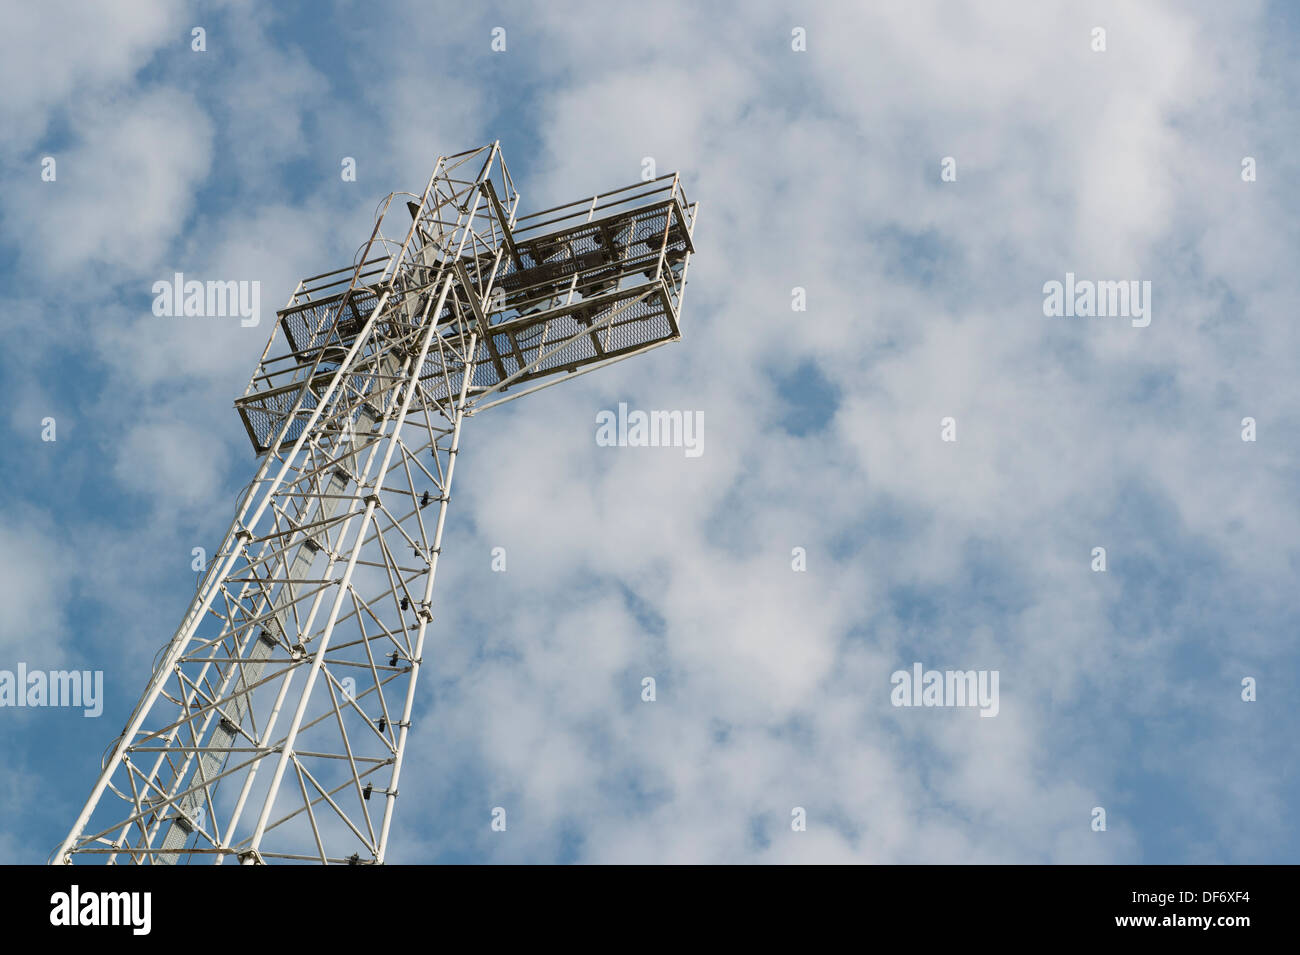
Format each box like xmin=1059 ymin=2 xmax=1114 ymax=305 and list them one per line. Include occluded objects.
xmin=0 ymin=512 xmax=74 ymax=661
xmin=5 ymin=88 xmax=213 ymax=276
xmin=3 ymin=0 xmax=1296 ymax=864
xmin=0 ymin=0 xmax=178 ymax=148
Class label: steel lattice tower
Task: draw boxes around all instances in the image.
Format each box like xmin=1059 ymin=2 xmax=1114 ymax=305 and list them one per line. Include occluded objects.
xmin=56 ymin=143 xmax=698 ymax=865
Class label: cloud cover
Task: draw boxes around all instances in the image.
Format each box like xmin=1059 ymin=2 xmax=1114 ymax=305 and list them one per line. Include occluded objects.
xmin=0 ymin=0 xmax=1296 ymax=863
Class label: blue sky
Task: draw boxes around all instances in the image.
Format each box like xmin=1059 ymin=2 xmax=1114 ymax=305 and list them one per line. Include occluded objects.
xmin=1 ymin=0 xmax=1297 ymax=863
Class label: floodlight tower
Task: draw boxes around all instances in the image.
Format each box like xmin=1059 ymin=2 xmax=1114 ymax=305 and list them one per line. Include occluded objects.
xmin=55 ymin=143 xmax=697 ymax=865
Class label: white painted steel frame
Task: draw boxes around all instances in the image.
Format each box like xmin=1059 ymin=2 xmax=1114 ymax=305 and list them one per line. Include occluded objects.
xmin=55 ymin=143 xmax=697 ymax=864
